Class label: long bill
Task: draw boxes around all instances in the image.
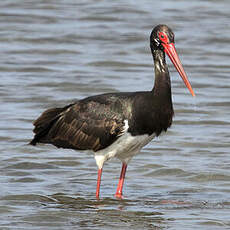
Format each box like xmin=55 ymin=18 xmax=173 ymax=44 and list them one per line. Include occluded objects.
xmin=162 ymin=43 xmax=195 ymax=97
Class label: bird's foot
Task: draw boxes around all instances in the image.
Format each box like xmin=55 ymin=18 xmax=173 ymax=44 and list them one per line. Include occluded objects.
xmin=115 ymin=193 xmax=123 ymax=199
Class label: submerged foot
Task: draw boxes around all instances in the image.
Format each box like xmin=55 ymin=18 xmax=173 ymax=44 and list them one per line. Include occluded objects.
xmin=115 ymin=193 xmax=124 ymax=199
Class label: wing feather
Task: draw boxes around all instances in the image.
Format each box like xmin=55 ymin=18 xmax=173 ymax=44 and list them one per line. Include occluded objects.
xmin=33 ymin=98 xmax=127 ymax=151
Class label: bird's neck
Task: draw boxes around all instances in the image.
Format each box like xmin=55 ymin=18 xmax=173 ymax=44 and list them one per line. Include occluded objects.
xmin=151 ymin=49 xmax=172 ymax=102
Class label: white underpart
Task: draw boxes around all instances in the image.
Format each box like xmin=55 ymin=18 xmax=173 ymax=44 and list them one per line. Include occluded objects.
xmin=95 ymin=120 xmax=155 ymax=169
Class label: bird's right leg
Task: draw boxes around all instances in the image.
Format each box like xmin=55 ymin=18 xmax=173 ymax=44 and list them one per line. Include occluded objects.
xmin=96 ymin=168 xmax=102 ymax=199
xmin=95 ymin=155 xmax=105 ymax=199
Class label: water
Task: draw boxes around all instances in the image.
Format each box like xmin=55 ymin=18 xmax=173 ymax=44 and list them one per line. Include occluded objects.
xmin=1 ymin=0 xmax=230 ymax=229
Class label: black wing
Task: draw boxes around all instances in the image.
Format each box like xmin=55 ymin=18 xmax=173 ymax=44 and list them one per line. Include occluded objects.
xmin=30 ymin=93 xmax=132 ymax=151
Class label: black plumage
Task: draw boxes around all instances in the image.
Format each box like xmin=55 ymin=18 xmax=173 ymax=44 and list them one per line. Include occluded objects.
xmin=30 ymin=24 xmax=195 ymax=198
xmin=30 ymin=91 xmax=173 ymax=151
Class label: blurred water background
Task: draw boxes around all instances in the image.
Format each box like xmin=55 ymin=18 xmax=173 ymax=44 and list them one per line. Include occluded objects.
xmin=0 ymin=0 xmax=230 ymax=229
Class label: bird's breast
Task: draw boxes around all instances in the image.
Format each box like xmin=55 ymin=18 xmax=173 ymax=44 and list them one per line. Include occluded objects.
xmin=95 ymin=120 xmax=155 ymax=168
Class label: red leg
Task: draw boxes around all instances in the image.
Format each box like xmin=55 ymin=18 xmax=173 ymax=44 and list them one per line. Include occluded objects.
xmin=96 ymin=168 xmax=102 ymax=199
xmin=115 ymin=163 xmax=127 ymax=198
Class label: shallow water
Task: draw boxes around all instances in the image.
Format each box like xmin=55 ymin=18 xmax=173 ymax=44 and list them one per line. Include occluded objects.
xmin=1 ymin=0 xmax=230 ymax=229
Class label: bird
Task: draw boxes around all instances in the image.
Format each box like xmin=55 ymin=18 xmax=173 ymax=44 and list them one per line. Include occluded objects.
xmin=30 ymin=24 xmax=195 ymax=199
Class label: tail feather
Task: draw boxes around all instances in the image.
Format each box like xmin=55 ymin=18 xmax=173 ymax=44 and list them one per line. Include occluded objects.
xmin=30 ymin=104 xmax=72 ymax=145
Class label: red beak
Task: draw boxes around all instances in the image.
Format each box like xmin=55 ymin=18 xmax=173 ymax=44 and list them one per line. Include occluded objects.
xmin=162 ymin=43 xmax=195 ymax=97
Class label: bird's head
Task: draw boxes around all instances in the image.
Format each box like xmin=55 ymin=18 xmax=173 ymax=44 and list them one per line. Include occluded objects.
xmin=150 ymin=24 xmax=195 ymax=97
xmin=150 ymin=24 xmax=175 ymax=50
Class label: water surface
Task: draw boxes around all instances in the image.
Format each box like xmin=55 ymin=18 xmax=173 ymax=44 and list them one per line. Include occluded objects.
xmin=1 ymin=0 xmax=230 ymax=229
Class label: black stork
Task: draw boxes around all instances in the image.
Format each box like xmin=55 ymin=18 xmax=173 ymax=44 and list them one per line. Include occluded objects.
xmin=30 ymin=25 xmax=195 ymax=199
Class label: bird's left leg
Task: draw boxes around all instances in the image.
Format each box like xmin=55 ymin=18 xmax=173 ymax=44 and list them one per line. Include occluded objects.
xmin=115 ymin=163 xmax=127 ymax=198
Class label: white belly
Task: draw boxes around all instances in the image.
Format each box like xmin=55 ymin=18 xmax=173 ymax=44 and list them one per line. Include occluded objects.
xmin=94 ymin=132 xmax=155 ymax=169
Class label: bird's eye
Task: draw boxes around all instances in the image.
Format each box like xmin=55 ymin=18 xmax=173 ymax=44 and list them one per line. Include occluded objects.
xmin=158 ymin=32 xmax=169 ymax=44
